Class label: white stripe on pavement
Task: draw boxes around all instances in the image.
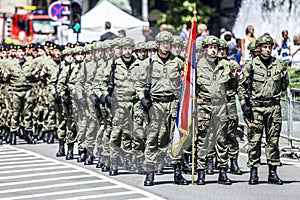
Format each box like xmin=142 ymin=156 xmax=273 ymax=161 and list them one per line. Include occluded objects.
xmin=0 ymin=174 xmax=93 ymax=187
xmin=0 ymin=180 xmax=106 ymax=194
xmin=0 ymin=159 xmax=48 ymax=165
xmin=56 ymin=191 xmax=139 ymax=200
xmin=7 ymin=146 xmax=167 ymax=200
xmin=0 ymin=150 xmax=20 ymax=155
xmin=0 ymin=165 xmax=69 ymax=174
xmin=0 ymin=156 xmax=41 ymax=162
xmin=0 ymin=162 xmax=57 ymax=170
xmin=0 ymin=153 xmax=30 ymax=158
xmin=0 ymin=169 xmax=80 ymax=180
xmin=0 ymin=185 xmax=121 ymax=200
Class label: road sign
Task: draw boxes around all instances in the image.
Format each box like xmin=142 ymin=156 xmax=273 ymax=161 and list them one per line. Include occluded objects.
xmin=48 ymin=1 xmax=67 ymax=21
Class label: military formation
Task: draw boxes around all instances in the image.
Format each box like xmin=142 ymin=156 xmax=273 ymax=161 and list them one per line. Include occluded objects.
xmin=0 ymin=31 xmax=288 ymax=186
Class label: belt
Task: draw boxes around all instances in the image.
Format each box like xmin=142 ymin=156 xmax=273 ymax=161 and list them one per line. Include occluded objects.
xmin=151 ymin=95 xmax=176 ymax=103
xmin=119 ymin=95 xmax=138 ymax=102
xmin=252 ymin=98 xmax=280 ymax=107
xmin=197 ymin=97 xmax=226 ymax=104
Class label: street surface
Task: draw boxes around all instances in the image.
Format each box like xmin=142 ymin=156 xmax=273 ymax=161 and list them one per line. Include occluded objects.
xmin=0 ymin=140 xmax=300 ymax=200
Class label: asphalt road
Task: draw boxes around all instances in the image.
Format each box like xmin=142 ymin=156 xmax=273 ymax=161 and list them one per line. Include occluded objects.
xmin=0 ymin=141 xmax=300 ymax=200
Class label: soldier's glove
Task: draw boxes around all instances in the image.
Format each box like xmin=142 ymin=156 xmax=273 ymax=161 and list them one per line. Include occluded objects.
xmin=89 ymin=93 xmax=99 ymax=105
xmin=99 ymin=95 xmax=106 ymax=105
xmin=141 ymin=97 xmax=151 ymax=110
xmin=242 ymin=104 xmax=253 ymax=122
xmin=62 ymin=94 xmax=70 ymax=104
xmin=105 ymin=95 xmax=112 ymax=107
xmin=53 ymin=92 xmax=61 ymax=103
xmin=79 ymin=98 xmax=86 ymax=106
xmin=73 ymin=93 xmax=79 ymax=103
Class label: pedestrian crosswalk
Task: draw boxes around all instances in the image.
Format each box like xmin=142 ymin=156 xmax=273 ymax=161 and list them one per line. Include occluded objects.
xmin=0 ymin=146 xmax=165 ymax=200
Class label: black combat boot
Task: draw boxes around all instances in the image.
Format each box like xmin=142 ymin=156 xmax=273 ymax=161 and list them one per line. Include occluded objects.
xmin=36 ymin=126 xmax=44 ymax=140
xmin=101 ymin=157 xmax=110 ymax=172
xmin=84 ymin=149 xmax=94 ymax=165
xmin=218 ymin=168 xmax=232 ymax=185
xmin=9 ymin=131 xmax=17 ymax=145
xmin=144 ymin=170 xmax=155 ymax=186
xmin=124 ymin=155 xmax=136 ymax=171
xmin=25 ymin=131 xmax=35 ymax=144
xmin=77 ymin=149 xmax=87 ymax=162
xmin=66 ymin=143 xmax=74 ymax=160
xmin=196 ymin=170 xmax=206 ymax=185
xmin=109 ymin=159 xmax=118 ymax=176
xmin=56 ymin=139 xmax=65 ymax=157
xmin=47 ymin=131 xmax=54 ymax=144
xmin=173 ymin=163 xmax=189 ymax=185
xmin=182 ymin=153 xmax=192 ymax=174
xmin=248 ymin=167 xmax=259 ymax=185
xmin=96 ymin=149 xmax=103 ymax=168
xmin=43 ymin=131 xmax=49 ymax=143
xmin=206 ymin=158 xmax=214 ymax=175
xmin=230 ymin=158 xmax=243 ymax=175
xmin=268 ymin=165 xmax=283 ymax=185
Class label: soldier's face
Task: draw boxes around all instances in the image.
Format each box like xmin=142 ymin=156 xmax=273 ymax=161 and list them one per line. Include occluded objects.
xmin=75 ymin=53 xmax=85 ymax=62
xmin=136 ymin=49 xmax=147 ymax=60
xmin=38 ymin=49 xmax=46 ymax=56
xmin=218 ymin=48 xmax=227 ymax=57
xmin=53 ymin=49 xmax=62 ymax=59
xmin=158 ymin=41 xmax=171 ymax=54
xmin=147 ymin=49 xmax=157 ymax=57
xmin=85 ymin=51 xmax=93 ymax=60
xmin=206 ymin=44 xmax=218 ymax=58
xmin=64 ymin=54 xmax=73 ymax=64
xmin=113 ymin=46 xmax=121 ymax=58
xmin=105 ymin=48 xmax=112 ymax=59
xmin=172 ymin=44 xmax=182 ymax=56
xmin=95 ymin=49 xmax=104 ymax=58
xmin=16 ymin=49 xmax=25 ymax=59
xmin=260 ymin=44 xmax=272 ymax=58
xmin=121 ymin=45 xmax=133 ymax=58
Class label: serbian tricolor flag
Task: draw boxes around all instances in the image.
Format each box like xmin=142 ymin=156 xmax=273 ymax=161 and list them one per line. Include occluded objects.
xmin=172 ymin=16 xmax=197 ymax=157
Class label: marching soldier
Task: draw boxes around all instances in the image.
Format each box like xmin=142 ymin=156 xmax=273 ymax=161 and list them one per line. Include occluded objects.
xmin=195 ymin=36 xmax=234 ymax=185
xmin=238 ymin=34 xmax=289 ymax=185
xmin=137 ymin=31 xmax=188 ymax=186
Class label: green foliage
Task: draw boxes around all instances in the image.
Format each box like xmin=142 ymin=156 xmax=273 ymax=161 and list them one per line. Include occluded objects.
xmin=288 ymin=67 xmax=300 ymax=88
xmin=156 ymin=0 xmax=215 ymax=32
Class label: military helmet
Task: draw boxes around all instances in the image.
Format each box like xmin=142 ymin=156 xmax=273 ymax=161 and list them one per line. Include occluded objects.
xmin=196 ymin=41 xmax=203 ymax=50
xmin=256 ymin=34 xmax=274 ymax=46
xmin=172 ymin=35 xmax=184 ymax=46
xmin=146 ymin=41 xmax=158 ymax=50
xmin=84 ymin=44 xmax=93 ymax=52
xmin=155 ymin=31 xmax=173 ymax=42
xmin=120 ymin=37 xmax=135 ymax=47
xmin=218 ymin=39 xmax=228 ymax=49
xmin=248 ymin=41 xmax=259 ymax=51
xmin=135 ymin=42 xmax=146 ymax=50
xmin=74 ymin=46 xmax=85 ymax=54
xmin=112 ymin=37 xmax=122 ymax=47
xmin=93 ymin=41 xmax=103 ymax=50
xmin=202 ymin=35 xmax=220 ymax=48
xmin=62 ymin=48 xmax=74 ymax=55
xmin=102 ymin=39 xmax=113 ymax=49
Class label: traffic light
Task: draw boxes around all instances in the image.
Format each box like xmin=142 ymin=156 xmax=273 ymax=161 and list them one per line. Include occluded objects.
xmin=61 ymin=0 xmax=71 ymax=28
xmin=70 ymin=0 xmax=82 ymax=33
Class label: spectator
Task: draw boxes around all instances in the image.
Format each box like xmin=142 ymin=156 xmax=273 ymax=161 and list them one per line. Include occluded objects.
xmin=159 ymin=24 xmax=168 ymax=32
xmin=179 ymin=24 xmax=189 ymax=41
xmin=279 ymin=30 xmax=291 ymax=66
xmin=100 ymin=21 xmax=117 ymax=41
xmin=235 ymin=38 xmax=242 ymax=65
xmin=196 ymin=23 xmax=209 ymax=42
xmin=118 ymin=29 xmax=126 ymax=38
xmin=241 ymin=25 xmax=256 ymax=65
xmin=224 ymin=32 xmax=238 ymax=61
xmin=142 ymin=26 xmax=154 ymax=42
xmin=290 ymin=34 xmax=300 ymax=69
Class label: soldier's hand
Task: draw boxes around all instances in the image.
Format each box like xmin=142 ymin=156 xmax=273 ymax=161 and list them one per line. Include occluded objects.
xmin=79 ymin=98 xmax=86 ymax=106
xmin=62 ymin=94 xmax=70 ymax=104
xmin=89 ymin=93 xmax=99 ymax=105
xmin=242 ymin=104 xmax=253 ymax=121
xmin=73 ymin=93 xmax=79 ymax=102
xmin=53 ymin=92 xmax=61 ymax=103
xmin=141 ymin=97 xmax=151 ymax=110
xmin=105 ymin=95 xmax=112 ymax=107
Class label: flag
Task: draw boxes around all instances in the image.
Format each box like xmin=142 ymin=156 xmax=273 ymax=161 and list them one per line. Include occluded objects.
xmin=172 ymin=16 xmax=197 ymax=157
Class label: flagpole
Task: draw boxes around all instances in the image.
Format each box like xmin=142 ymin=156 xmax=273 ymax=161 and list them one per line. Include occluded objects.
xmin=191 ymin=1 xmax=197 ymax=185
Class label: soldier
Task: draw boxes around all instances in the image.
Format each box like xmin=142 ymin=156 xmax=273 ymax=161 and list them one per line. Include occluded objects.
xmin=135 ymin=42 xmax=147 ymax=60
xmin=145 ymin=41 xmax=157 ymax=58
xmin=56 ymin=48 xmax=74 ymax=157
xmin=171 ymin=35 xmax=184 ymax=59
xmin=238 ymin=34 xmax=289 ymax=185
xmin=195 ymin=36 xmax=234 ymax=185
xmin=101 ymin=37 xmax=140 ymax=176
xmin=137 ymin=31 xmax=188 ymax=186
xmin=2 ymin=45 xmax=38 ymax=144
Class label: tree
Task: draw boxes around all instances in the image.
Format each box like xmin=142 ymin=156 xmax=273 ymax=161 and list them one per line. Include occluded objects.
xmin=155 ymin=0 xmax=215 ymax=32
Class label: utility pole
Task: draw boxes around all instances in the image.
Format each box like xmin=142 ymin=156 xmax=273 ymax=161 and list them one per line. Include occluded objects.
xmin=142 ymin=0 xmax=148 ymax=22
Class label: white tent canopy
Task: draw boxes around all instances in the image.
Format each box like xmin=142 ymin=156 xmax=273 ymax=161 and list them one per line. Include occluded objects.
xmin=67 ymin=0 xmax=149 ymax=43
